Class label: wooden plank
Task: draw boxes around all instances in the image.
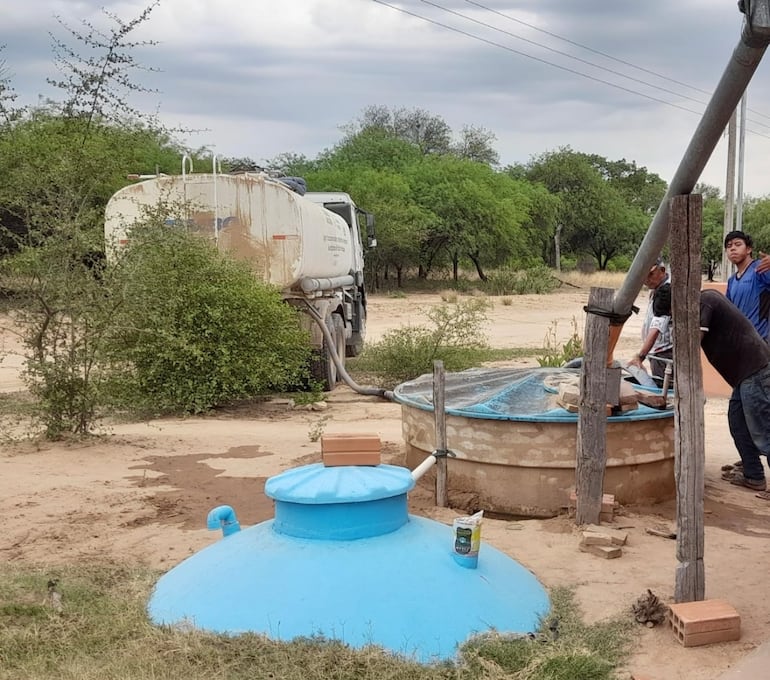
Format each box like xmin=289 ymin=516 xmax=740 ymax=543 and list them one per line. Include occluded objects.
xmin=433 ymin=360 xmax=448 ymax=508
xmin=575 ymin=287 xmax=613 ymax=525
xmin=669 ymin=193 xmax=706 ymax=603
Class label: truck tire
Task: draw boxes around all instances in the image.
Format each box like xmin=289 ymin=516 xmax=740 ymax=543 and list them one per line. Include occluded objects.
xmin=346 ymin=310 xmax=366 ymax=357
xmin=310 ymin=314 xmax=345 ymax=391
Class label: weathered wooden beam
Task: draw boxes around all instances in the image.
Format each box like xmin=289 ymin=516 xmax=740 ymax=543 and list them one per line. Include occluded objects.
xmin=669 ymin=193 xmax=705 ymax=602
xmin=576 ymin=287 xmax=613 ymax=525
xmin=433 ymin=360 xmax=448 ymax=507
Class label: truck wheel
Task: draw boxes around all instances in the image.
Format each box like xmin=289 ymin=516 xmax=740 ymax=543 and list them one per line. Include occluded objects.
xmin=346 ymin=311 xmax=366 ymax=357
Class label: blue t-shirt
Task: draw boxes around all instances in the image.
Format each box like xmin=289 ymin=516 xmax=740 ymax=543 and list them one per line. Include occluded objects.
xmin=726 ymin=259 xmax=770 ymax=340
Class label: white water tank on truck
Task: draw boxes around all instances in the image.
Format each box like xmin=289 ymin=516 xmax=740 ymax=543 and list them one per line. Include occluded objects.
xmin=104 ymin=173 xmax=355 ymax=292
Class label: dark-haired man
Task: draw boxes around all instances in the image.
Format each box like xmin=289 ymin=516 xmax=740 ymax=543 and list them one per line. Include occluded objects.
xmin=628 ymin=257 xmax=672 ymax=381
xmin=701 ymin=289 xmax=770 ymax=497
xmin=724 ymin=230 xmax=770 ymax=340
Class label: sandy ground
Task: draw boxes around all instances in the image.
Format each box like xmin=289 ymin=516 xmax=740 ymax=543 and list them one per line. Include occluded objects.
xmin=2 ymin=289 xmax=770 ymax=680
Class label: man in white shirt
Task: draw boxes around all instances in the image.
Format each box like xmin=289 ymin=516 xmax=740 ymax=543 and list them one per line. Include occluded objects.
xmin=628 ymin=258 xmax=672 ymax=382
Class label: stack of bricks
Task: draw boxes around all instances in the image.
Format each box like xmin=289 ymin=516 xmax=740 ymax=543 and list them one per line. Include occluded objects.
xmin=568 ymin=491 xmax=616 ymax=522
xmin=668 ymin=599 xmax=741 ymax=647
xmin=320 ymin=433 xmax=381 ymax=467
xmin=578 ymin=524 xmax=627 ymax=559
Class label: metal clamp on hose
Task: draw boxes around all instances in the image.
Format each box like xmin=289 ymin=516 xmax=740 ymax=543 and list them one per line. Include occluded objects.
xmin=432 ymin=448 xmax=456 ymax=459
xmin=583 ymin=304 xmax=639 ymax=325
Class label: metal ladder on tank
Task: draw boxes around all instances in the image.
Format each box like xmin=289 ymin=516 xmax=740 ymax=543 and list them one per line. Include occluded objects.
xmin=181 ymin=152 xmax=221 ymax=248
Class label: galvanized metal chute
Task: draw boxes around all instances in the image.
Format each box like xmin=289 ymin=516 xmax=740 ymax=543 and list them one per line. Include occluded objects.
xmin=577 ymin=2 xmax=770 ymax=531
xmin=602 ymin=1 xmax=770 ymax=362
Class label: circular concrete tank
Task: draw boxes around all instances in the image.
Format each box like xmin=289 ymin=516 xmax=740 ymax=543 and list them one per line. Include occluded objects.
xmin=394 ymin=367 xmax=675 ymax=518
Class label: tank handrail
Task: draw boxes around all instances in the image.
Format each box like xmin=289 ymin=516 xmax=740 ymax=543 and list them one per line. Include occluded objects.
xmin=212 ymin=154 xmax=221 ymax=247
xmin=613 ymin=8 xmax=770 ymax=317
xmin=181 ymin=153 xmax=193 ymax=179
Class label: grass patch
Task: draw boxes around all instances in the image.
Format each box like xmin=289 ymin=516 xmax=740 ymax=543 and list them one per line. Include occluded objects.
xmin=0 ymin=564 xmax=636 ymax=680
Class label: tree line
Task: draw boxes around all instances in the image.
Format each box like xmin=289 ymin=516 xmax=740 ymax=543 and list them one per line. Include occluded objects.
xmin=2 ymin=1 xmax=770 ymax=438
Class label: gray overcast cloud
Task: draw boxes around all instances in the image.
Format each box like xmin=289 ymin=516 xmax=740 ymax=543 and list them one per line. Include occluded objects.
xmin=3 ymin=0 xmax=770 ymax=196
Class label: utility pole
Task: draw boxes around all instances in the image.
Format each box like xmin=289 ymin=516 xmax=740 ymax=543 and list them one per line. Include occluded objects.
xmin=736 ymin=92 xmax=748 ymax=232
xmin=722 ymin=110 xmax=737 ymax=281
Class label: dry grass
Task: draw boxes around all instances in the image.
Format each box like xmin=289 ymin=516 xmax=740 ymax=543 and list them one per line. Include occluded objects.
xmin=555 ymin=271 xmax=627 ymax=290
xmin=0 ymin=564 xmax=636 ymax=680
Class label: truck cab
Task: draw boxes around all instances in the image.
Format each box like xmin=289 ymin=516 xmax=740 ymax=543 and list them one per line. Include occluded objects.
xmin=303 ymin=192 xmax=375 ymax=360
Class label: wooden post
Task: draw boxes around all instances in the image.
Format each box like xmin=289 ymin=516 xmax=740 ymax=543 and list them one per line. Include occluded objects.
xmin=433 ymin=360 xmax=448 ymax=507
xmin=575 ymin=287 xmax=613 ymax=525
xmin=670 ymin=194 xmax=705 ymax=602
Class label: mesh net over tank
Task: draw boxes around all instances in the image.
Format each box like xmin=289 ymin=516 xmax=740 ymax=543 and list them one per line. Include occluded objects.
xmin=393 ymin=367 xmax=671 ymax=422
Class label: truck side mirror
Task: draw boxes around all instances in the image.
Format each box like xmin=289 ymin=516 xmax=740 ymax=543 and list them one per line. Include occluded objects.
xmin=365 ymin=213 xmax=376 ymax=248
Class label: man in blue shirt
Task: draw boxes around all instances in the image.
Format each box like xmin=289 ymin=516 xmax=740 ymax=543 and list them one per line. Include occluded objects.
xmin=724 ymin=230 xmax=770 ymax=340
xmin=702 ymin=290 xmax=770 ymax=498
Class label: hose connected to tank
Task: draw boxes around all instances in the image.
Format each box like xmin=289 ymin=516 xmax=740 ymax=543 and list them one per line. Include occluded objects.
xmin=302 ymin=300 xmax=393 ymax=400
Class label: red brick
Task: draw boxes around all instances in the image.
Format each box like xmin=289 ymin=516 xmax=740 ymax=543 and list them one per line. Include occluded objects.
xmin=320 ymin=433 xmax=381 ymax=453
xmin=668 ymin=599 xmax=740 ymax=647
xmin=322 ymin=451 xmax=381 ymax=466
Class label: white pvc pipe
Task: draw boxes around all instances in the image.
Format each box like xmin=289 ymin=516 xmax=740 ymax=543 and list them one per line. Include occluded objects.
xmin=411 ymin=454 xmax=437 ymax=481
xmin=212 ymin=154 xmax=220 ymax=247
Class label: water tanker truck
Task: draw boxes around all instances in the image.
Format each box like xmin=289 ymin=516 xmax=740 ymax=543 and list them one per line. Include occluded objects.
xmin=104 ymin=171 xmax=376 ymax=391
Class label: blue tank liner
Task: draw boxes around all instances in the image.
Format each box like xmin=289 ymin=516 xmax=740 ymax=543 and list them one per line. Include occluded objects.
xmin=393 ymin=367 xmax=674 ymax=423
xmin=148 ymin=463 xmax=550 ymax=662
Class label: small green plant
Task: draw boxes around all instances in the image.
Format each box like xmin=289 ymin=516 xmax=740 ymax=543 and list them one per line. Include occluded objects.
xmin=291 ymin=380 xmax=325 ymax=406
xmin=307 ymin=414 xmax=331 ymax=442
xmin=501 ymin=297 xmax=513 ymax=306
xmin=536 ymin=317 xmax=583 ymax=367
xmin=387 ymin=289 xmax=407 ymax=299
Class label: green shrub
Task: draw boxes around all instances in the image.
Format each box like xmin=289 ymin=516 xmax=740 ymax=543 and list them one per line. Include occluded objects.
xmin=537 ymin=317 xmax=583 ymax=367
xmin=106 ymin=224 xmax=311 ymax=414
xmin=352 ymin=298 xmax=490 ymax=385
xmin=605 ymin=254 xmax=632 ymax=272
xmin=2 ymin=229 xmax=116 ymax=438
xmin=483 ymin=266 xmax=560 ymax=296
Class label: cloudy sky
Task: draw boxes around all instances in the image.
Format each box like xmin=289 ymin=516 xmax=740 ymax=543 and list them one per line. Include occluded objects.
xmin=3 ymin=0 xmax=770 ymax=197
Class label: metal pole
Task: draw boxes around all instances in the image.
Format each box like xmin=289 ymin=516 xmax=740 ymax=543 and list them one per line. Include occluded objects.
xmin=433 ymin=360 xmax=448 ymax=507
xmin=735 ymin=93 xmax=748 ymax=231
xmin=721 ymin=110 xmax=737 ymax=281
xmin=612 ymin=13 xmax=770 ymax=317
